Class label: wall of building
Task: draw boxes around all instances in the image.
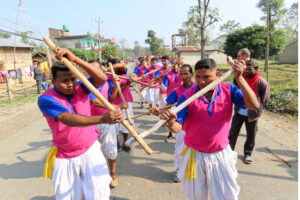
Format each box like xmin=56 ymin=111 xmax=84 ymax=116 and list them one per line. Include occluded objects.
xmin=279 ymin=41 xmax=298 ymax=64
xmin=178 ymin=50 xmax=227 ymax=65
xmin=54 ymin=38 xmax=85 ymax=49
xmin=0 ymin=47 xmax=33 ymax=71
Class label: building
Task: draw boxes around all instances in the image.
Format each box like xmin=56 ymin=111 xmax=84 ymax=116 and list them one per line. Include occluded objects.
xmin=278 ymin=39 xmax=298 ymax=64
xmin=0 ymin=38 xmax=33 ymax=71
xmin=49 ymin=27 xmax=116 ymax=50
xmin=172 ymin=46 xmax=228 ymax=65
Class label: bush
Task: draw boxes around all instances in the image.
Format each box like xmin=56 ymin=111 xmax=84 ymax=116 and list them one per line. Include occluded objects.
xmin=68 ymin=48 xmax=99 ymax=61
xmin=265 ymin=90 xmax=298 ymax=116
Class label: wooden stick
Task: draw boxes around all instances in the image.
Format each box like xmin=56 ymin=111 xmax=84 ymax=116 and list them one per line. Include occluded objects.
xmin=43 ymin=36 xmax=152 ymax=155
xmin=125 ymin=67 xmax=234 ymax=147
xmin=125 ymin=104 xmax=176 ymax=120
xmin=141 ymin=68 xmax=160 ymax=78
xmin=108 ymin=63 xmax=133 ymax=125
xmin=139 ymin=65 xmax=172 ymax=92
xmin=265 ymin=147 xmax=292 ymax=167
xmin=131 ymin=84 xmax=144 ymax=99
xmin=106 ymin=72 xmax=149 ymax=86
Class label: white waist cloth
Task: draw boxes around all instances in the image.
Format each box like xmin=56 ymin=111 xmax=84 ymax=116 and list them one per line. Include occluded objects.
xmin=178 ymin=145 xmax=240 ymax=200
xmin=174 ymin=130 xmax=185 ymax=168
xmin=146 ymin=88 xmax=159 ymax=105
xmin=115 ymin=102 xmax=134 ymax=134
xmin=52 ymin=140 xmax=111 ymax=200
xmin=96 ymin=123 xmax=118 ymax=160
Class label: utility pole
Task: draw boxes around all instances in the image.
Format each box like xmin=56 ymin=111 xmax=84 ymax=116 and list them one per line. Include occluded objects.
xmin=96 ymin=17 xmax=102 ymax=64
xmin=13 ymin=0 xmax=22 ymax=70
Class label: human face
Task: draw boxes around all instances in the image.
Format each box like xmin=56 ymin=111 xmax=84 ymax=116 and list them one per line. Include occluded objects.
xmin=172 ymin=63 xmax=179 ymax=72
xmin=195 ymin=68 xmax=219 ymax=90
xmin=150 ymin=60 xmax=157 ymax=68
xmin=245 ymin=65 xmax=257 ymax=78
xmin=180 ymin=67 xmax=193 ymax=85
xmin=141 ymin=60 xmax=147 ymax=68
xmin=162 ymin=59 xmax=169 ymax=67
xmin=237 ymin=51 xmax=248 ymax=61
xmin=52 ymin=71 xmax=77 ymax=95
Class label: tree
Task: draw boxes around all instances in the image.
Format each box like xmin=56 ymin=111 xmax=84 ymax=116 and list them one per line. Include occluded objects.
xmin=211 ymin=20 xmax=241 ymax=49
xmin=185 ymin=0 xmax=219 ymax=59
xmin=280 ymin=2 xmax=298 ymax=41
xmin=257 ymin=0 xmax=287 ymax=72
xmin=223 ymin=25 xmax=288 ymax=58
xmin=0 ymin=32 xmax=11 ymax=38
xmin=145 ymin=30 xmax=165 ymax=56
xmin=179 ymin=23 xmax=201 ymax=46
xmin=101 ymin=45 xmax=117 ymax=60
xmin=133 ymin=40 xmax=146 ymax=57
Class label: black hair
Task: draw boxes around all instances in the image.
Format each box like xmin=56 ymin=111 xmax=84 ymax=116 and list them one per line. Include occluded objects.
xmin=51 ymin=61 xmax=70 ymax=79
xmin=151 ymin=57 xmax=157 ymax=62
xmin=88 ymin=59 xmax=100 ymax=64
xmin=246 ymin=59 xmax=258 ymax=70
xmin=107 ymin=58 xmax=120 ymax=65
xmin=194 ymin=58 xmax=217 ymax=72
xmin=161 ymin=55 xmax=170 ymax=60
xmin=181 ymin=64 xmax=193 ymax=74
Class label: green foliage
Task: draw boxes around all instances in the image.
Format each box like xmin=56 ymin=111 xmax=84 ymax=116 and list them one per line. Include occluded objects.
xmin=179 ymin=24 xmax=200 ymax=46
xmin=223 ymin=25 xmax=289 ymax=58
xmin=0 ymin=32 xmax=11 ymax=38
xmin=101 ymin=45 xmax=117 ymax=60
xmin=257 ymin=0 xmax=287 ymax=27
xmin=265 ymin=90 xmax=298 ymax=115
xmin=133 ymin=41 xmax=146 ymax=57
xmin=68 ymin=48 xmax=99 ymax=61
xmin=280 ymin=2 xmax=298 ymax=42
xmin=145 ymin=30 xmax=166 ymax=56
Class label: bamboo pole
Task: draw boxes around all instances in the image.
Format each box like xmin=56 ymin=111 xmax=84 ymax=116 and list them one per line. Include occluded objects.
xmin=106 ymin=72 xmax=149 ymax=86
xmin=125 ymin=104 xmax=176 ymax=120
xmin=125 ymin=67 xmax=234 ymax=146
xmin=108 ymin=63 xmax=133 ymax=125
xmin=43 ymin=36 xmax=152 ymax=155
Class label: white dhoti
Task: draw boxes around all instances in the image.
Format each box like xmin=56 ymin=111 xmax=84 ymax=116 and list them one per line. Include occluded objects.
xmin=115 ymin=102 xmax=134 ymax=134
xmin=174 ymin=130 xmax=185 ymax=168
xmin=96 ymin=124 xmax=118 ymax=160
xmin=146 ymin=88 xmax=159 ymax=105
xmin=158 ymin=93 xmax=167 ymax=107
xmin=178 ymin=145 xmax=240 ymax=200
xmin=52 ymin=140 xmax=111 ymax=200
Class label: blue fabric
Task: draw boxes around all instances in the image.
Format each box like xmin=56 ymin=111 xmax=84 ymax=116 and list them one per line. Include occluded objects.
xmin=134 ymin=67 xmax=140 ymax=75
xmin=238 ymin=108 xmax=248 ymax=116
xmin=198 ymin=85 xmax=221 ymax=116
xmin=89 ymin=80 xmax=115 ymax=101
xmin=166 ymin=90 xmax=177 ymax=104
xmin=229 ymin=83 xmax=245 ymax=109
xmin=163 ymin=75 xmax=169 ymax=87
xmin=78 ymin=77 xmax=94 ymax=94
xmin=176 ymin=94 xmax=188 ymax=126
xmin=145 ymin=67 xmax=160 ymax=78
xmin=89 ymin=84 xmax=105 ymax=101
xmin=38 ymin=95 xmax=70 ymax=120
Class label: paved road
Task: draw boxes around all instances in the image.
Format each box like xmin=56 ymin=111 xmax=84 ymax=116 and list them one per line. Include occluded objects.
xmin=0 ymin=63 xmax=297 ymax=199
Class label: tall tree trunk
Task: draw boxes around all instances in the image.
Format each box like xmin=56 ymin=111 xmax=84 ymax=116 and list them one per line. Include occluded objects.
xmin=200 ymin=27 xmax=205 ymax=59
xmin=264 ymin=0 xmax=270 ymax=80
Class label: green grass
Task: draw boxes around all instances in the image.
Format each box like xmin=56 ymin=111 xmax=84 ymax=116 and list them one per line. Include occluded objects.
xmin=0 ymin=93 xmax=39 ymax=107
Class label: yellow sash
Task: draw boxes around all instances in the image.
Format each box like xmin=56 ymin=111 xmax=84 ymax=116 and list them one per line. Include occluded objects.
xmin=43 ymin=146 xmax=58 ymax=179
xmin=158 ymin=93 xmax=161 ymax=101
xmin=181 ymin=146 xmax=196 ymax=180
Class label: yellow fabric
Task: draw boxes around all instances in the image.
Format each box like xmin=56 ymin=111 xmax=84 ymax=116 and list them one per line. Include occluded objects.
xmin=159 ymin=93 xmax=161 ymax=101
xmin=43 ymin=146 xmax=58 ymax=179
xmin=181 ymin=146 xmax=197 ymax=180
xmin=40 ymin=62 xmax=49 ymax=72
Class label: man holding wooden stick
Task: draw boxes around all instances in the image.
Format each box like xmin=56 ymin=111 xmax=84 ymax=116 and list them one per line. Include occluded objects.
xmin=161 ymin=58 xmax=259 ymax=200
xmin=38 ymin=48 xmax=124 ymax=199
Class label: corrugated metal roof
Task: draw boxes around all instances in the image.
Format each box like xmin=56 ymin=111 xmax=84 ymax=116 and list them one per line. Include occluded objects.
xmin=0 ymin=38 xmax=33 ymax=48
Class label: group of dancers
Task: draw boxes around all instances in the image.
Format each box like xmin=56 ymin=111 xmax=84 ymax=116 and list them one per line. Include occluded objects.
xmin=38 ymin=46 xmax=269 ymax=200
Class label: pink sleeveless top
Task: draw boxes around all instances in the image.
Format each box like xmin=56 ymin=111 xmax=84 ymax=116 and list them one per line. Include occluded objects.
xmin=90 ymin=82 xmax=109 ymax=116
xmin=166 ymin=70 xmax=182 ymax=96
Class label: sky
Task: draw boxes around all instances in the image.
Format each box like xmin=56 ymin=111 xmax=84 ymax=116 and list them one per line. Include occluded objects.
xmin=0 ymin=0 xmax=296 ymax=48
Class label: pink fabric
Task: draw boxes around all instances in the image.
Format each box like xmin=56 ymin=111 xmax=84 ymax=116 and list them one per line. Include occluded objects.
xmin=175 ymin=82 xmax=195 ymax=102
xmin=42 ymin=87 xmax=99 ymax=158
xmin=108 ymin=74 xmax=133 ymax=105
xmin=182 ymin=83 xmax=233 ymax=153
xmin=137 ymin=65 xmax=148 ymax=88
xmin=147 ymin=66 xmax=160 ymax=89
xmin=0 ymin=71 xmax=9 ymax=83
xmin=166 ymin=70 xmax=182 ymax=96
xmin=90 ymin=82 xmax=109 ymax=116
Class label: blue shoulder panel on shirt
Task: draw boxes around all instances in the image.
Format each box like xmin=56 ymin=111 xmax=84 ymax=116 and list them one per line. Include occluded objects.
xmin=176 ymin=94 xmax=188 ymax=125
xmin=38 ymin=95 xmax=69 ymax=119
xmin=230 ymin=83 xmax=245 ymax=109
xmin=78 ymin=77 xmax=94 ymax=94
xmin=163 ymin=75 xmax=169 ymax=87
xmin=166 ymin=90 xmax=177 ymax=104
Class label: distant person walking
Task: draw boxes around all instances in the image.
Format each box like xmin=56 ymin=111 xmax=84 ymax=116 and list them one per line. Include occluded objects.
xmin=33 ymin=62 xmax=43 ymax=94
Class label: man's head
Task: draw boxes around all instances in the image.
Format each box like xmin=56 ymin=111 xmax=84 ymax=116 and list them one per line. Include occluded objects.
xmin=51 ymin=61 xmax=76 ymax=95
xmin=140 ymin=59 xmax=147 ymax=67
xmin=245 ymin=59 xmax=258 ymax=78
xmin=237 ymin=48 xmax=251 ymax=61
xmin=194 ymin=58 xmax=219 ymax=90
xmin=180 ymin=64 xmax=193 ymax=85
xmin=150 ymin=57 xmax=158 ymax=68
xmin=88 ymin=59 xmax=101 ymax=69
xmin=161 ymin=55 xmax=170 ymax=67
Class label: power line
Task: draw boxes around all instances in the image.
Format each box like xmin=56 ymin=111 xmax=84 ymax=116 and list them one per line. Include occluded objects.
xmin=0 ymin=28 xmax=43 ymax=41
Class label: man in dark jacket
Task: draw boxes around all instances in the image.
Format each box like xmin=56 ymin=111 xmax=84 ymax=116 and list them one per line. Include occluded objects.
xmin=229 ymin=59 xmax=270 ymax=164
xmin=33 ymin=62 xmax=43 ymax=94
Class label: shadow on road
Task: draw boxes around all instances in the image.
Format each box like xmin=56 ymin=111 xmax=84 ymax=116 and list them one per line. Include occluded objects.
xmin=16 ymin=140 xmax=51 ymax=154
xmin=31 ymin=196 xmax=55 ymax=200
